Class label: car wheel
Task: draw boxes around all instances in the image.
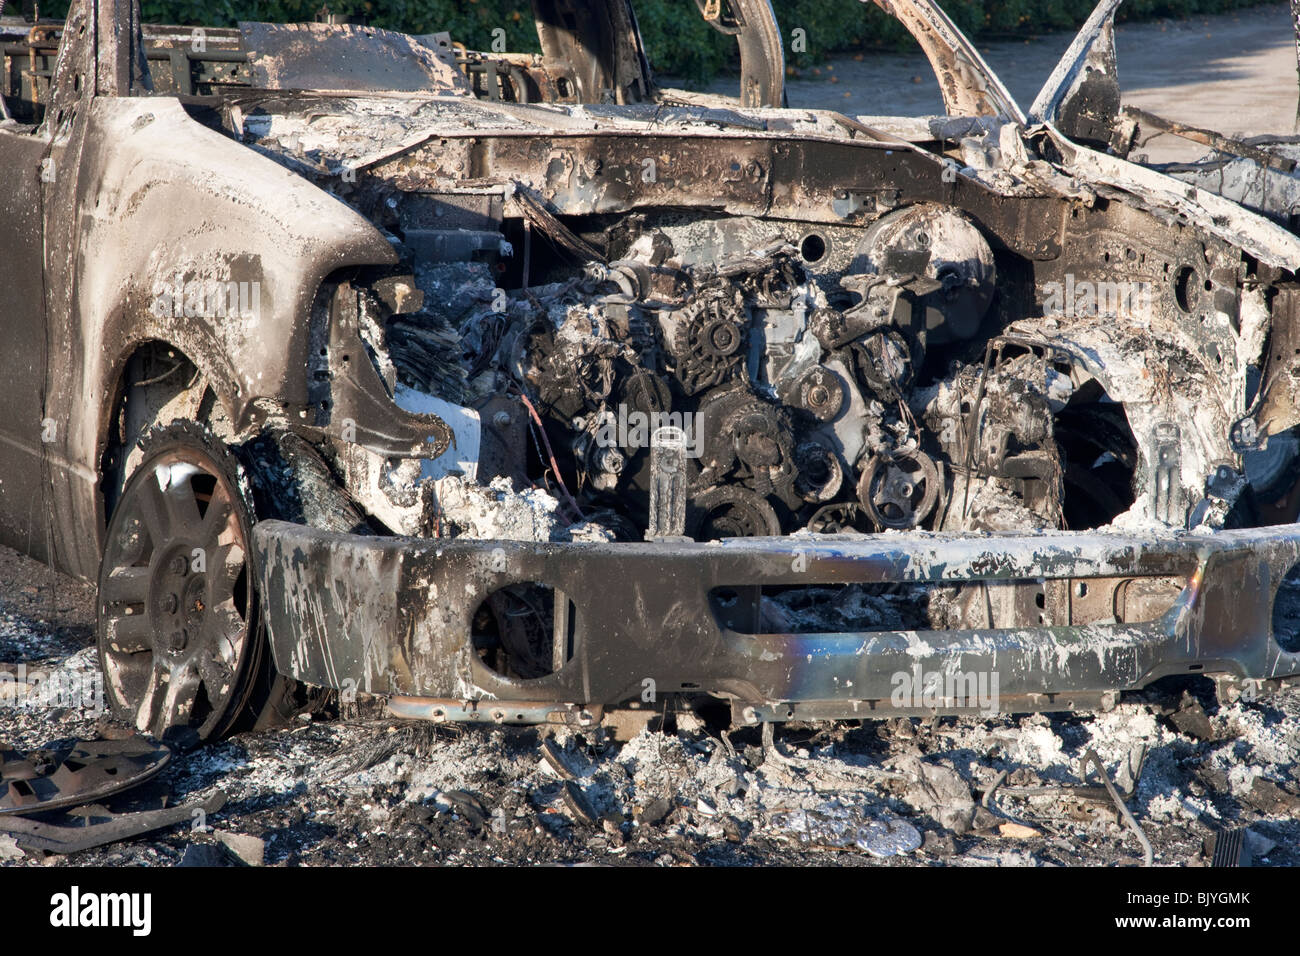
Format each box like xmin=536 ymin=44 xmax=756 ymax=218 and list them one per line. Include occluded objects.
xmin=97 ymin=422 xmax=266 ymax=741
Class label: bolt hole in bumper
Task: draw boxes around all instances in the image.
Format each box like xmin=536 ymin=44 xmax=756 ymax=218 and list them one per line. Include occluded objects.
xmin=251 ymin=520 xmax=1300 ymax=725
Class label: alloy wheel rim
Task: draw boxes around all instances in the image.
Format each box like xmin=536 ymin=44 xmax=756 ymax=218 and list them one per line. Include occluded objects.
xmin=98 ymin=449 xmax=252 ymax=740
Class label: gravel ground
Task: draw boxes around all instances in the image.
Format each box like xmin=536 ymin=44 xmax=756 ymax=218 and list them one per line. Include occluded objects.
xmin=1 ymin=544 xmax=1297 ymax=867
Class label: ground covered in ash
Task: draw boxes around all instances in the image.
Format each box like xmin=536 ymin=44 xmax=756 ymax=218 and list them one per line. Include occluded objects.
xmin=1 ymin=546 xmax=1297 ymax=867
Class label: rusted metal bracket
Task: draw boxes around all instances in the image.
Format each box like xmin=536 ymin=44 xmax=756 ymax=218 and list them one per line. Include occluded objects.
xmin=325 ymin=282 xmax=452 ymax=460
xmin=1126 ymin=107 xmax=1298 ymax=174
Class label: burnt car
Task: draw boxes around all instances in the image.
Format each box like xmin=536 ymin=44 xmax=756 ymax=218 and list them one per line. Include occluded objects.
xmin=2 ymin=0 xmax=1299 ymax=743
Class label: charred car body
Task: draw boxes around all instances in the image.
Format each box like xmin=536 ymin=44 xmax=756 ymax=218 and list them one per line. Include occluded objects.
xmin=2 ymin=0 xmax=1300 ymax=740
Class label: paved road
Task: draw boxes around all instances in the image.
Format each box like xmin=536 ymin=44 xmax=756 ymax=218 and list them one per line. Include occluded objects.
xmin=709 ymin=3 xmax=1299 ymax=151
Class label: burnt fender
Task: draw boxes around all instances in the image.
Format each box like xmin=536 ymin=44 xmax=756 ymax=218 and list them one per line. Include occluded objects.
xmin=52 ymin=96 xmax=396 ymax=577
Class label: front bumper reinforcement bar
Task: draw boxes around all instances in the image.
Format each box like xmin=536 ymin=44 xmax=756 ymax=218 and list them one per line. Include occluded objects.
xmin=252 ymin=521 xmax=1300 ymax=725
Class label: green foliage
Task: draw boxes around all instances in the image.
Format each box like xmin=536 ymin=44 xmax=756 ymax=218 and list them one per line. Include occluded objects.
xmin=632 ymin=0 xmax=729 ymax=85
xmin=15 ymin=0 xmax=1283 ymax=82
xmin=133 ymin=0 xmax=541 ymax=52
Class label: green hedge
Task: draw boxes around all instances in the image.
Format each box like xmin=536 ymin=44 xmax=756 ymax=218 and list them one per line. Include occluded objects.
xmin=12 ymin=0 xmax=1283 ymax=84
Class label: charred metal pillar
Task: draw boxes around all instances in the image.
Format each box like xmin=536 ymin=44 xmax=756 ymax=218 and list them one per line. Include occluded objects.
xmin=1293 ymin=0 xmax=1300 ymax=127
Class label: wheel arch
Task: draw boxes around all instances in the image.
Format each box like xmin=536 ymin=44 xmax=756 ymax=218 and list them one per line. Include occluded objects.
xmin=96 ymin=338 xmax=243 ymax=541
xmin=47 ymin=95 xmax=396 ymax=579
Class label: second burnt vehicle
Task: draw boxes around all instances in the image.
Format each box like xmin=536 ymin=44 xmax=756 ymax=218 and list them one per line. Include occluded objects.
xmin=2 ymin=0 xmax=1300 ymax=741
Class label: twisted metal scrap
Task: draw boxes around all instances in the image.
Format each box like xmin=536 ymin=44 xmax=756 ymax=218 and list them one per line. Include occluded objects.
xmin=1083 ymin=748 xmax=1154 ymax=867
